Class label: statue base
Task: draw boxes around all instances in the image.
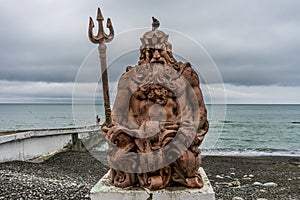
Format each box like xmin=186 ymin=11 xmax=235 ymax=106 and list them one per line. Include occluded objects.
xmin=90 ymin=168 xmax=215 ymax=200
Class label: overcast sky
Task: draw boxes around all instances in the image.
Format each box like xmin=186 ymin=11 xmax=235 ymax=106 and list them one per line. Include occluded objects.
xmin=1 ymin=0 xmax=300 ymax=104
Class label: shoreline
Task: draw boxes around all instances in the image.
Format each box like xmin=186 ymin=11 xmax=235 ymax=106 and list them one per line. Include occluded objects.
xmin=1 ymin=127 xmax=299 ymax=159
xmin=202 ymin=153 xmax=300 ymax=158
xmin=0 ymin=151 xmax=299 ymax=199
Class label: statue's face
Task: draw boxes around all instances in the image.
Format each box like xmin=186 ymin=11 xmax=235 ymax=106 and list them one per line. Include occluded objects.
xmin=139 ymin=46 xmax=176 ymax=66
xmin=145 ymin=48 xmax=168 ymax=64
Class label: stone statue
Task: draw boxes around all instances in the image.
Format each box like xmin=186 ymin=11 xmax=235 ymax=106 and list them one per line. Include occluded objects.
xmin=101 ymin=17 xmax=209 ymax=191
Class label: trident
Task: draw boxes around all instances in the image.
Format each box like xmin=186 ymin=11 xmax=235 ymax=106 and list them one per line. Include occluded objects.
xmin=88 ymin=7 xmax=114 ymax=127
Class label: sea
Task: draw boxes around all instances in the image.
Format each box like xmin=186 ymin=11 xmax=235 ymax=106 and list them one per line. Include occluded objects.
xmin=0 ymin=104 xmax=299 ymax=157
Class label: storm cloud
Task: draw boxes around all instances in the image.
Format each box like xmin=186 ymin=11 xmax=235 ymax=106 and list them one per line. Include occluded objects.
xmin=1 ymin=0 xmax=300 ymax=103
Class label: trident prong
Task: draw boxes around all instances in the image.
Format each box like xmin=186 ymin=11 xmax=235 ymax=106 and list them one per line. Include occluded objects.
xmin=88 ymin=7 xmax=114 ymax=127
xmin=88 ymin=7 xmax=114 ymax=44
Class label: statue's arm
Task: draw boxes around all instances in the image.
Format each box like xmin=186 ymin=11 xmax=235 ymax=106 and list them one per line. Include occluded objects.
xmin=111 ymin=73 xmax=131 ymax=125
xmin=182 ymin=63 xmax=209 ymax=135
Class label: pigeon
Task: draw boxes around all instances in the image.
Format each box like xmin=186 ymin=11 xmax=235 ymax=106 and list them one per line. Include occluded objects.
xmin=152 ymin=17 xmax=160 ymax=30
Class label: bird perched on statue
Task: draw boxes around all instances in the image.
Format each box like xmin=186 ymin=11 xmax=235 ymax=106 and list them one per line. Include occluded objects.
xmin=152 ymin=17 xmax=160 ymax=30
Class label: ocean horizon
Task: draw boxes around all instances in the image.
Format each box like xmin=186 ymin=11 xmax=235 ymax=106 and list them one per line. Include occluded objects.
xmin=1 ymin=103 xmax=299 ymax=157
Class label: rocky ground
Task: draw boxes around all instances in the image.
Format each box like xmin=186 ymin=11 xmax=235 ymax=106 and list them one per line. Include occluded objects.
xmin=0 ymin=151 xmax=108 ymax=199
xmin=0 ymin=151 xmax=299 ymax=200
xmin=202 ymin=156 xmax=300 ymax=200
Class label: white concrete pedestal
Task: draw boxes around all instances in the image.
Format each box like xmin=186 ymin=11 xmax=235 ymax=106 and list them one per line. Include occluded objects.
xmin=90 ymin=168 xmax=215 ymax=200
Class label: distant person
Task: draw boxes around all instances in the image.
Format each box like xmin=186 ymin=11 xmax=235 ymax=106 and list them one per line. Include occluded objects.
xmin=96 ymin=115 xmax=100 ymax=125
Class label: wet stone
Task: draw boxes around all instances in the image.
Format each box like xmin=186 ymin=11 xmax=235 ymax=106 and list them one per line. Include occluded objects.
xmin=253 ymin=182 xmax=263 ymax=186
xmin=263 ymin=182 xmax=278 ymax=187
xmin=228 ymin=181 xmax=241 ymax=187
xmin=232 ymin=197 xmax=244 ymax=200
xmin=216 ymin=175 xmax=224 ymax=179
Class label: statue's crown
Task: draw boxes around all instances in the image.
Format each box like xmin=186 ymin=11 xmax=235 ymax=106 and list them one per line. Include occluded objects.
xmin=140 ymin=17 xmax=172 ymax=52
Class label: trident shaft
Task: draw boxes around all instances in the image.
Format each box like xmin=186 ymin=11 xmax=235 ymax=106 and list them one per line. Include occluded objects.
xmin=88 ymin=7 xmax=114 ymax=127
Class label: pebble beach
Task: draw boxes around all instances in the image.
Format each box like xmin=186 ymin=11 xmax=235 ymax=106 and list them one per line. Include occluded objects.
xmin=202 ymin=156 xmax=300 ymax=200
xmin=0 ymin=151 xmax=299 ymax=200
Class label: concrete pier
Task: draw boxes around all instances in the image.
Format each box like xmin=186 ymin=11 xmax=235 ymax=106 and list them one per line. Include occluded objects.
xmin=0 ymin=126 xmax=100 ymax=162
xmin=90 ymin=167 xmax=215 ymax=200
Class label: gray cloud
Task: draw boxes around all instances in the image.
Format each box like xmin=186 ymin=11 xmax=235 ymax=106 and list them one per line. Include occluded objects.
xmin=0 ymin=0 xmax=300 ymax=103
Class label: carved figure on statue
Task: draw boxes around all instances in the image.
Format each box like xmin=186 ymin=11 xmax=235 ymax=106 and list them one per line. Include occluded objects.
xmin=101 ymin=17 xmax=209 ymax=191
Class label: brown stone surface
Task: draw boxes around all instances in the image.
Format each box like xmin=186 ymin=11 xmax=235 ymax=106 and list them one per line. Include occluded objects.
xmin=101 ymin=18 xmax=209 ymax=190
